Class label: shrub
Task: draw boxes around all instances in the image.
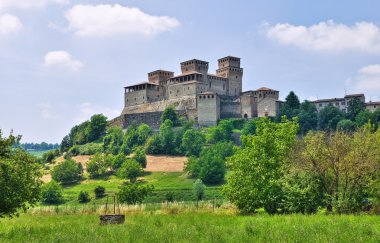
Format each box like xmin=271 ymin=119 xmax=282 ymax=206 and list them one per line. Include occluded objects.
xmin=78 ymin=143 xmax=103 ymax=155
xmin=165 ymin=192 xmax=174 ymax=202
xmin=193 ymin=179 xmax=205 ymax=201
xmin=78 ymin=191 xmax=91 ymax=203
xmin=181 ymin=129 xmax=206 ymax=156
xmin=118 ymin=183 xmax=154 ymax=205
xmin=67 ymin=145 xmax=80 ymax=157
xmin=160 ymin=106 xmax=179 ymax=126
xmin=51 ymin=159 xmax=82 ymax=184
xmin=112 ymin=153 xmax=127 ymax=171
xmin=241 ymin=119 xmax=257 ymax=136
xmin=118 ymin=159 xmax=144 ymax=183
xmin=41 ymin=181 xmax=63 ymax=204
xmin=145 ymin=135 xmax=162 ymax=155
xmin=133 ymin=147 xmax=147 ymax=168
xmin=94 ymin=186 xmax=106 ymax=198
xmin=87 ymin=153 xmax=108 ymax=178
xmin=137 ymin=124 xmax=153 ymax=145
xmin=42 ymin=150 xmax=57 ymax=163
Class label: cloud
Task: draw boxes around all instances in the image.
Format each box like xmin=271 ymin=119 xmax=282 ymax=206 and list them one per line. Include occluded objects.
xmin=264 ymin=20 xmax=380 ymax=53
xmin=43 ymin=51 xmax=83 ymax=71
xmin=0 ymin=13 xmax=22 ymax=35
xmin=38 ymin=103 xmax=58 ymax=120
xmin=65 ymin=4 xmax=180 ymax=37
xmin=348 ymin=64 xmax=380 ymax=98
xmin=0 ymin=0 xmax=68 ymax=10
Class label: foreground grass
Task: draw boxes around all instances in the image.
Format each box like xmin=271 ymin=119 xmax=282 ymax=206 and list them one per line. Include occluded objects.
xmin=0 ymin=213 xmax=379 ymax=242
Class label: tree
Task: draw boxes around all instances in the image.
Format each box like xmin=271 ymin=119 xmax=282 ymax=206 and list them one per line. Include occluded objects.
xmin=317 ymin=105 xmax=345 ymax=131
xmin=94 ymin=186 xmax=106 ymax=198
xmin=298 ymin=101 xmax=318 ymax=134
xmin=86 ymin=114 xmax=108 ymax=142
xmin=123 ymin=125 xmax=140 ymax=150
xmin=51 ymin=159 xmax=82 ymax=184
xmin=181 ymin=129 xmax=206 ymax=156
xmin=159 ymin=119 xmax=176 ymax=154
xmin=78 ymin=191 xmax=91 ymax=203
xmin=160 ymin=106 xmax=179 ymax=126
xmin=193 ymin=179 xmax=205 ymax=201
xmin=285 ymin=91 xmax=301 ymax=110
xmin=337 ymin=119 xmax=356 ymax=132
xmin=347 ymin=98 xmax=365 ymax=120
xmin=292 ymin=127 xmax=380 ymax=213
xmin=355 ymin=110 xmax=376 ymax=127
xmin=241 ymin=119 xmax=257 ymax=136
xmin=207 ymin=120 xmax=233 ymax=144
xmin=118 ymin=159 xmax=144 ymax=183
xmin=0 ymin=131 xmax=42 ymax=218
xmin=137 ymin=124 xmax=153 ymax=145
xmin=60 ymin=135 xmax=72 ymax=153
xmin=118 ymin=184 xmax=154 ymax=204
xmin=41 ymin=181 xmax=63 ymax=204
xmin=185 ymin=142 xmax=234 ymax=184
xmin=87 ymin=153 xmax=108 ymax=178
xmin=103 ymin=126 xmax=124 ymax=155
xmin=111 ymin=153 xmax=127 ymax=171
xmin=224 ymin=117 xmax=299 ymax=214
xmin=133 ymin=147 xmax=147 ymax=168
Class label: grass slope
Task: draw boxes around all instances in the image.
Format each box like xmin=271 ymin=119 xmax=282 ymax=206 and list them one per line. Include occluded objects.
xmin=1 ymin=213 xmax=379 ymax=242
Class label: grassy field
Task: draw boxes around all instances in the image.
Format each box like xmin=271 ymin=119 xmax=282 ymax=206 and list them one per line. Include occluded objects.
xmin=0 ymin=212 xmax=379 ymax=242
xmin=27 ymin=149 xmax=52 ymax=158
xmin=60 ymin=172 xmax=224 ymax=205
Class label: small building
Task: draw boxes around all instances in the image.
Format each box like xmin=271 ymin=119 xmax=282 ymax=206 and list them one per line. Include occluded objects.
xmin=312 ymin=94 xmax=365 ymax=113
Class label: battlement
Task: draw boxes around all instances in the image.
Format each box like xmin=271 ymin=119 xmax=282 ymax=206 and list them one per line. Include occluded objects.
xmin=180 ymin=59 xmax=209 ymax=75
xmin=218 ymin=56 xmax=241 ymax=68
xmin=148 ymin=70 xmax=174 ymax=84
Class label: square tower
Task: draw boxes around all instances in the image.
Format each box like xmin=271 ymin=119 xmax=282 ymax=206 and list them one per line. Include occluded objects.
xmin=180 ymin=59 xmax=209 ymax=75
xmin=148 ymin=70 xmax=174 ymax=84
xmin=216 ymin=56 xmax=243 ymax=97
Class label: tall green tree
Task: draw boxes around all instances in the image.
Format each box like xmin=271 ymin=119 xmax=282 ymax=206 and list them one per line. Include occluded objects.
xmin=160 ymin=106 xmax=179 ymax=126
xmin=86 ymin=114 xmax=108 ymax=142
xmin=224 ymin=117 xmax=299 ymax=214
xmin=181 ymin=129 xmax=206 ymax=156
xmin=317 ymin=105 xmax=345 ymax=131
xmin=347 ymin=98 xmax=365 ymax=120
xmin=0 ymin=131 xmax=42 ymax=218
xmin=298 ymin=101 xmax=318 ymax=134
xmin=285 ymin=91 xmax=301 ymax=110
xmin=159 ymin=120 xmax=176 ymax=154
xmin=355 ymin=110 xmax=376 ymax=127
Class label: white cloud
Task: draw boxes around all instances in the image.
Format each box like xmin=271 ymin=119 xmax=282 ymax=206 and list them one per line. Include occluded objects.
xmin=43 ymin=51 xmax=83 ymax=71
xmin=264 ymin=20 xmax=380 ymax=53
xmin=0 ymin=13 xmax=22 ymax=35
xmin=0 ymin=0 xmax=68 ymax=10
xmin=348 ymin=64 xmax=380 ymax=97
xmin=38 ymin=103 xmax=58 ymax=120
xmin=65 ymin=4 xmax=180 ymax=37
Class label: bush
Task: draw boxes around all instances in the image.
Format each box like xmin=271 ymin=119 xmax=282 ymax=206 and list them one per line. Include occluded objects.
xmin=94 ymin=186 xmax=106 ymax=198
xmin=241 ymin=119 xmax=258 ymax=136
xmin=78 ymin=191 xmax=91 ymax=203
xmin=160 ymin=107 xmax=179 ymax=126
xmin=112 ymin=153 xmax=127 ymax=171
xmin=118 ymin=159 xmax=144 ymax=183
xmin=51 ymin=159 xmax=82 ymax=184
xmin=118 ymin=183 xmax=154 ymax=205
xmin=67 ymin=145 xmax=80 ymax=157
xmin=77 ymin=143 xmax=103 ymax=155
xmin=181 ymin=129 xmax=206 ymax=156
xmin=41 ymin=181 xmax=63 ymax=204
xmin=145 ymin=135 xmax=161 ymax=155
xmin=193 ymin=179 xmax=205 ymax=201
xmin=133 ymin=147 xmax=147 ymax=168
xmin=165 ymin=192 xmax=174 ymax=202
xmin=87 ymin=153 xmax=108 ymax=178
xmin=42 ymin=150 xmax=57 ymax=163
xmin=207 ymin=120 xmax=233 ymax=144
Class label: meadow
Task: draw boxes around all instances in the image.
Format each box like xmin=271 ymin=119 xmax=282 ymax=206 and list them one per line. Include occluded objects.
xmin=0 ymin=212 xmax=379 ymax=242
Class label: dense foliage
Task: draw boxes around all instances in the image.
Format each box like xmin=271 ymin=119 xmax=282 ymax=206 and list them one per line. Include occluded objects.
xmin=118 ymin=159 xmax=144 ymax=183
xmin=41 ymin=181 xmax=63 ymax=204
xmin=0 ymin=131 xmax=42 ymax=217
xmin=51 ymin=159 xmax=83 ymax=184
xmin=118 ymin=184 xmax=154 ymax=204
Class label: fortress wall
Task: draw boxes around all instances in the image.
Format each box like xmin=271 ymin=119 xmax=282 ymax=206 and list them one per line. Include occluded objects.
xmin=241 ymin=93 xmax=257 ymax=118
xmin=207 ymin=76 xmax=228 ymax=95
xmin=220 ymin=99 xmax=241 ymax=119
xmin=257 ymin=98 xmax=279 ymax=117
xmin=121 ymin=96 xmax=197 ymax=115
xmin=197 ymin=94 xmax=220 ymax=126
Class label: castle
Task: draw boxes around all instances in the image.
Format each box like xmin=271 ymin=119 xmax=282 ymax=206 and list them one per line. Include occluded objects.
xmin=109 ymin=56 xmax=282 ymax=128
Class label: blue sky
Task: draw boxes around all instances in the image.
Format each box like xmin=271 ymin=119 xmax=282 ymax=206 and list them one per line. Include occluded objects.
xmin=1 ymin=0 xmax=380 ymax=143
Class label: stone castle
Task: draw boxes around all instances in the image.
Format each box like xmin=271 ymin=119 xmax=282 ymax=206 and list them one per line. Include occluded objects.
xmin=110 ymin=56 xmax=282 ymax=128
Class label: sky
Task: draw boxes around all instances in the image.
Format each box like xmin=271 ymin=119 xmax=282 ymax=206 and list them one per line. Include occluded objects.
xmin=1 ymin=0 xmax=380 ymax=143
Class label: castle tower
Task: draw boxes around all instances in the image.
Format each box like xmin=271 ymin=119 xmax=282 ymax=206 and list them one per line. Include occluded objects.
xmin=148 ymin=70 xmax=174 ymax=84
xmin=216 ymin=56 xmax=243 ymax=96
xmin=180 ymin=59 xmax=209 ymax=75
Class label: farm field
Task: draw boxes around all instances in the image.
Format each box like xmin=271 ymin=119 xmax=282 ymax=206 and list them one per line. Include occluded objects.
xmin=0 ymin=213 xmax=379 ymax=242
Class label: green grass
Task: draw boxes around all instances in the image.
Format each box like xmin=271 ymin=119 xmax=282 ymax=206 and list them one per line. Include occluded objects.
xmin=1 ymin=213 xmax=379 ymax=242
xmin=59 ymin=173 xmax=225 ymax=205
xmin=27 ymin=150 xmax=52 ymax=158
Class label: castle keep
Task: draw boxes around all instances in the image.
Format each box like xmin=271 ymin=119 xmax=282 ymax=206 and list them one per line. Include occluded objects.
xmin=110 ymin=56 xmax=282 ymax=128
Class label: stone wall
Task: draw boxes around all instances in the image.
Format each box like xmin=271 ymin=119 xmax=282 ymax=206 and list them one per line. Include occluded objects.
xmin=197 ymin=93 xmax=220 ymax=126
xmin=220 ymin=98 xmax=241 ymax=119
xmin=257 ymin=98 xmax=280 ymax=117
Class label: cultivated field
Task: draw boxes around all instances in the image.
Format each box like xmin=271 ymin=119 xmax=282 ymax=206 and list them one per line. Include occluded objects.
xmin=1 ymin=212 xmax=379 ymax=242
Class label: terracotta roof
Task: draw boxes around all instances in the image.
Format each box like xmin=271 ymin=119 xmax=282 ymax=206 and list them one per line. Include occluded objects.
xmin=344 ymin=94 xmax=364 ymax=98
xmin=124 ymin=81 xmax=159 ymax=88
xmin=170 ymin=71 xmax=203 ymax=78
xmin=255 ymin=87 xmax=279 ymax=92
